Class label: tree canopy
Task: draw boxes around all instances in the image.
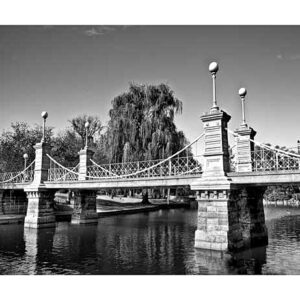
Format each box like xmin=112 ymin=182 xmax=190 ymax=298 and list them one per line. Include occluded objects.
xmin=0 ymin=122 xmax=53 ymax=172
xmin=0 ymin=83 xmax=192 ymax=172
xmin=102 ymin=83 xmax=190 ymax=163
xmin=69 ymin=115 xmax=103 ymax=148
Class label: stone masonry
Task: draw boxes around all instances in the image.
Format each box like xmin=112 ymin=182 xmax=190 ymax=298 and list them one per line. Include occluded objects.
xmin=71 ymin=190 xmax=98 ymax=224
xmin=191 ymin=104 xmax=268 ymax=251
xmin=24 ymin=189 xmax=56 ymax=228
xmin=194 ymin=187 xmax=267 ymax=251
xmin=24 ymin=141 xmax=56 ymax=228
xmin=78 ymin=147 xmax=95 ymax=181
xmin=234 ymin=126 xmax=256 ymax=172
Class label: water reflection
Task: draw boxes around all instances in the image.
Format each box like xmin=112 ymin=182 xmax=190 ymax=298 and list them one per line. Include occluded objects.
xmin=24 ymin=227 xmax=56 ymax=274
xmin=0 ymin=207 xmax=300 ymax=274
xmin=93 ymin=210 xmax=196 ymax=274
xmin=0 ymin=224 xmax=25 ymax=274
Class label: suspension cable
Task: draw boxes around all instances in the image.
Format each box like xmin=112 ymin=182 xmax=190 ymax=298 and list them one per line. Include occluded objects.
xmin=47 ymin=155 xmax=81 ymax=176
xmin=227 ymin=128 xmax=300 ymax=159
xmin=0 ymin=160 xmax=35 ymax=184
xmin=88 ymin=132 xmax=205 ymax=179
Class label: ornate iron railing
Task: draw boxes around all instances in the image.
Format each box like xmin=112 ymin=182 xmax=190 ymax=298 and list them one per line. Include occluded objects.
xmin=0 ymin=161 xmax=35 ymax=184
xmin=251 ymin=150 xmax=300 ymax=172
xmin=87 ymin=156 xmax=202 ymax=180
xmin=47 ymin=160 xmax=79 ymax=182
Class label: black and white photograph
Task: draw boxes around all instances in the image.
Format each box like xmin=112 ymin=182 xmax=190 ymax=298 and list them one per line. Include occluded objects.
xmin=0 ymin=1 xmax=299 ymax=298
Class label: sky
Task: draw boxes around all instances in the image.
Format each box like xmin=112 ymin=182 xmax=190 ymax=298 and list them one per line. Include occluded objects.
xmin=0 ymin=25 xmax=300 ymax=150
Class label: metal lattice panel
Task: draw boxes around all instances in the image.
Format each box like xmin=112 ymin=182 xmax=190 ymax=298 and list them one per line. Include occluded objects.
xmin=251 ymin=150 xmax=300 ymax=172
xmin=0 ymin=162 xmax=35 ymax=184
xmin=87 ymin=156 xmax=202 ymax=180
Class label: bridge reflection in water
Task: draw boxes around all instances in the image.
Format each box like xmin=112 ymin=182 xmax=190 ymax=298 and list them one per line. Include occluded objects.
xmin=0 ymin=208 xmax=299 ymax=275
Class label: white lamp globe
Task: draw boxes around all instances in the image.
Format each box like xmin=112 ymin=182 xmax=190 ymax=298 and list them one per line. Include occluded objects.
xmin=238 ymin=88 xmax=247 ymax=98
xmin=209 ymin=62 xmax=219 ymax=73
xmin=41 ymin=111 xmax=48 ymax=119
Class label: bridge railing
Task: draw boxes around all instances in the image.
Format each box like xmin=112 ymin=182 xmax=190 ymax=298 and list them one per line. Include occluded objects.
xmin=47 ymin=164 xmax=79 ymax=181
xmin=0 ymin=161 xmax=35 ymax=184
xmin=251 ymin=150 xmax=300 ymax=172
xmin=87 ymin=155 xmax=202 ymax=180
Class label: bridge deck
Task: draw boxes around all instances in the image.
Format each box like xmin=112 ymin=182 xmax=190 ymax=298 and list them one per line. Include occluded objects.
xmin=2 ymin=170 xmax=300 ymax=190
xmin=229 ymin=170 xmax=300 ymax=186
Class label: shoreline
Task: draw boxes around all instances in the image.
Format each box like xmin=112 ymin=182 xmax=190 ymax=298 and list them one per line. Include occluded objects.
xmin=0 ymin=197 xmax=194 ymax=224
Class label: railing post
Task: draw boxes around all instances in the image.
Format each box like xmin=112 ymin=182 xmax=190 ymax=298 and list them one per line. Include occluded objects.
xmin=78 ymin=147 xmax=95 ymax=181
xmin=168 ymin=159 xmax=172 ymax=176
xmin=187 ymin=156 xmax=189 ymax=173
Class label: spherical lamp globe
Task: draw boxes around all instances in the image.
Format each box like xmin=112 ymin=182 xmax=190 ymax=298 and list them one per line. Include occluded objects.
xmin=209 ymin=62 xmax=219 ymax=74
xmin=238 ymin=88 xmax=247 ymax=98
xmin=41 ymin=111 xmax=48 ymax=119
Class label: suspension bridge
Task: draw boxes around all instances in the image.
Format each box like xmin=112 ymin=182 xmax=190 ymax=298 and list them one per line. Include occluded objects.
xmin=0 ymin=61 xmax=299 ymax=252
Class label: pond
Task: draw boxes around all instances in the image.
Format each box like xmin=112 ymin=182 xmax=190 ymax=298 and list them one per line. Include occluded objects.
xmin=0 ymin=206 xmax=300 ymax=274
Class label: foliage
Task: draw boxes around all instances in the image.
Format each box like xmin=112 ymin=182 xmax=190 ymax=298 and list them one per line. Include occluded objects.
xmin=50 ymin=129 xmax=82 ymax=167
xmin=264 ymin=185 xmax=299 ymax=202
xmin=69 ymin=115 xmax=103 ymax=148
xmin=0 ymin=122 xmax=53 ymax=172
xmin=102 ymin=83 xmax=191 ymax=163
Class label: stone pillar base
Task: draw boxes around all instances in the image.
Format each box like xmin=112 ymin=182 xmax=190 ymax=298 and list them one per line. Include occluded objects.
xmin=71 ymin=190 xmax=98 ymax=225
xmin=24 ymin=189 xmax=56 ymax=229
xmin=0 ymin=190 xmax=4 ymax=215
xmin=194 ymin=187 xmax=268 ymax=252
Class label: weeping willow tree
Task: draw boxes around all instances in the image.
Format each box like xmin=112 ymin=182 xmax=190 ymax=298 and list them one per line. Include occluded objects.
xmin=103 ymin=83 xmax=191 ymax=163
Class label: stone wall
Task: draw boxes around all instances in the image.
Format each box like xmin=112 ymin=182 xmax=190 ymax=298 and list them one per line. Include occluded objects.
xmin=195 ymin=186 xmax=268 ymax=252
xmin=0 ymin=190 xmax=28 ymax=215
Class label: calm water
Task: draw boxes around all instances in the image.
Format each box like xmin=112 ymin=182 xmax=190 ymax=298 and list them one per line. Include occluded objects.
xmin=1 ymin=207 xmax=300 ymax=275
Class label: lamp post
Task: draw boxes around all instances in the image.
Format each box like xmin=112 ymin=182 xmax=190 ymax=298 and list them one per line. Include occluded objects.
xmin=85 ymin=121 xmax=90 ymax=148
xmin=209 ymin=61 xmax=219 ymax=111
xmin=238 ymin=88 xmax=247 ymax=127
xmin=23 ymin=153 xmax=28 ymax=170
xmin=41 ymin=111 xmax=48 ymax=142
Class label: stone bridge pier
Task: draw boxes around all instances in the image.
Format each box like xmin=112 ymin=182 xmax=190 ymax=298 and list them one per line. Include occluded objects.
xmin=71 ymin=146 xmax=98 ymax=224
xmin=24 ymin=138 xmax=99 ymax=228
xmin=191 ymin=107 xmax=268 ymax=251
xmin=71 ymin=190 xmax=98 ymax=224
xmin=24 ymin=141 xmax=57 ymax=228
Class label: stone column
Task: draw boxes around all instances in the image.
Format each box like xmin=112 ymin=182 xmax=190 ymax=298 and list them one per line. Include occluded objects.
xmin=78 ymin=147 xmax=95 ymax=181
xmin=234 ymin=126 xmax=256 ymax=172
xmin=194 ymin=186 xmax=268 ymax=252
xmin=71 ymin=190 xmax=98 ymax=224
xmin=201 ymin=110 xmax=231 ymax=178
xmin=0 ymin=190 xmax=4 ymax=215
xmin=24 ymin=141 xmax=56 ymax=228
xmin=191 ymin=108 xmax=268 ymax=251
xmin=32 ymin=142 xmax=51 ymax=185
xmin=191 ymin=108 xmax=234 ymax=251
xmin=191 ymin=109 xmax=233 ymax=192
xmin=24 ymin=189 xmax=56 ymax=228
